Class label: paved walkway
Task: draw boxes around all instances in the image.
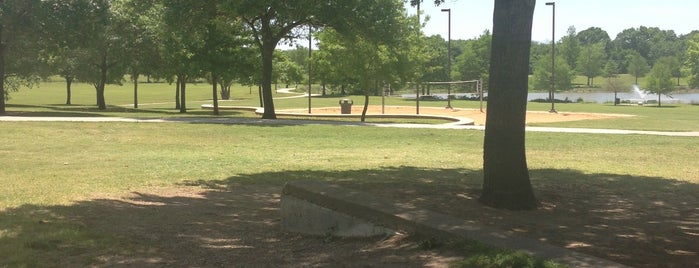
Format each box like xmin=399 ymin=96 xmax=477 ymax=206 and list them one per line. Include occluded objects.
xmin=2 ymin=115 xmax=698 ymax=137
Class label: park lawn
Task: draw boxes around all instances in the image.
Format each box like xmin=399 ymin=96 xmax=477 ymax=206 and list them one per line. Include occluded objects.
xmin=7 ymin=79 xmax=699 ymax=131
xmin=525 ymin=102 xmax=699 ymax=131
xmin=1 ymin=120 xmax=697 ymax=266
xmin=2 ymin=78 xmax=698 ymax=266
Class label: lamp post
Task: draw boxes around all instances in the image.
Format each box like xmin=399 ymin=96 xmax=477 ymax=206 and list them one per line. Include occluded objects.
xmin=441 ymin=8 xmax=452 ymax=109
xmin=308 ymin=24 xmax=312 ymax=114
xmin=545 ymin=2 xmax=557 ymax=113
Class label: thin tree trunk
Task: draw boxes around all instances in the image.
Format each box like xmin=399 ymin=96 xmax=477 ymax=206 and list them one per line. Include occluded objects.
xmin=480 ymin=0 xmax=538 ymax=210
xmin=96 ymin=54 xmax=108 ymax=110
xmin=212 ymin=73 xmax=219 ymax=115
xmin=65 ymin=76 xmax=73 ymax=105
xmin=179 ymin=74 xmax=187 ymax=113
xmin=175 ymin=78 xmax=181 ymax=110
xmin=360 ymin=94 xmax=369 ymax=122
xmin=258 ymin=85 xmax=263 ymax=107
xmin=133 ymin=72 xmax=139 ymax=109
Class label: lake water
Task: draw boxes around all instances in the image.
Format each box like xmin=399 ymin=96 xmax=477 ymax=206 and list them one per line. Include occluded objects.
xmin=402 ymin=91 xmax=699 ymax=104
xmin=527 ymin=92 xmax=699 ymax=104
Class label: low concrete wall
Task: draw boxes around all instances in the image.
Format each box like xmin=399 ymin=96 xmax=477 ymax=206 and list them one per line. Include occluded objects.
xmin=280 ymin=180 xmax=630 ymax=268
xmin=281 ymin=195 xmax=393 ymax=237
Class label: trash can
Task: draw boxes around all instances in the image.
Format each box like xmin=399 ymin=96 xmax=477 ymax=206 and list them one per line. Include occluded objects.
xmin=339 ymin=99 xmax=353 ymax=114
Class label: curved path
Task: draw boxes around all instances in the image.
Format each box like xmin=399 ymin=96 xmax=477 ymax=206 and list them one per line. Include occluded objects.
xmin=2 ymin=114 xmax=698 ymax=137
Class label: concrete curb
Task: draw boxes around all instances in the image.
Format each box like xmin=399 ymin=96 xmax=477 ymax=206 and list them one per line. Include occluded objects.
xmin=200 ymin=104 xmax=477 ymax=126
xmin=281 ymin=180 xmax=631 ymax=268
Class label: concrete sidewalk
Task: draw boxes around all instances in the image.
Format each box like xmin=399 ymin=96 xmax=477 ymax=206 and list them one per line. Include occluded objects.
xmin=2 ymin=115 xmax=698 ymax=137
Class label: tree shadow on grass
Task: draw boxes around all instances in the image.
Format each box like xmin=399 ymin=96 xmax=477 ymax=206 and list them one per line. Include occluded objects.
xmin=1 ymin=166 xmax=697 ymax=267
xmin=5 ymin=103 xmax=249 ymax=118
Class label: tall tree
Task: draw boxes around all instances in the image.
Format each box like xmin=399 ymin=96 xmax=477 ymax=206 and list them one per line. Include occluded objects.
xmin=646 ymin=57 xmax=674 ymax=107
xmin=0 ymin=0 xmax=43 ymax=114
xmin=627 ymin=52 xmax=650 ymax=85
xmin=232 ymin=0 xmax=407 ymax=119
xmin=576 ymin=43 xmax=606 ymax=86
xmin=532 ymin=55 xmax=573 ymax=92
xmin=577 ymin=27 xmax=611 ymax=47
xmin=685 ymin=33 xmax=699 ymax=88
xmin=603 ymin=60 xmax=627 ymax=105
xmin=112 ymin=0 xmax=163 ymax=109
xmin=454 ymin=30 xmax=491 ymax=82
xmin=54 ymin=0 xmax=128 ymax=110
xmin=480 ymin=0 xmax=538 ymax=210
xmin=558 ymin=26 xmax=580 ymax=70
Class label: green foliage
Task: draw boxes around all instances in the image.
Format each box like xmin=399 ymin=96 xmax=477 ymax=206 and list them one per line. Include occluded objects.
xmin=685 ymin=33 xmax=699 ymax=88
xmin=576 ymin=43 xmax=607 ymax=86
xmin=453 ymin=30 xmax=491 ymax=84
xmin=558 ymin=26 xmax=580 ymax=70
xmin=645 ymin=57 xmax=674 ymax=106
xmin=313 ymin=9 xmax=421 ymax=96
xmin=576 ymin=27 xmax=611 ymax=46
xmin=456 ymin=251 xmax=566 ymax=268
xmin=627 ymin=52 xmax=650 ymax=84
xmin=531 ymin=55 xmax=574 ymax=92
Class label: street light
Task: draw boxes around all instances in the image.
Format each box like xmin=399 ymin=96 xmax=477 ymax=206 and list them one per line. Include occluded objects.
xmin=441 ymin=8 xmax=452 ymax=109
xmin=308 ymin=24 xmax=312 ymax=114
xmin=545 ymin=2 xmax=557 ymax=113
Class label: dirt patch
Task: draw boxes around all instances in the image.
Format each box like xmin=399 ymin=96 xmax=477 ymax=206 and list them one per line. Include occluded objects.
xmin=279 ymin=106 xmax=630 ymax=125
xmin=73 ymin=184 xmax=464 ymax=267
xmin=68 ymin=172 xmax=699 ymax=268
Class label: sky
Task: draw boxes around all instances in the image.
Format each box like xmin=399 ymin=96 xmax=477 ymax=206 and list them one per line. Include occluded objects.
xmin=409 ymin=0 xmax=699 ymax=42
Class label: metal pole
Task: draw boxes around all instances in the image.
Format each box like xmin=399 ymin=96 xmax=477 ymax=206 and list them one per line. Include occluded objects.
xmin=308 ymin=24 xmax=312 ymax=114
xmin=416 ymin=83 xmax=420 ymax=115
xmin=479 ymin=78 xmax=484 ymax=113
xmin=416 ymin=3 xmax=421 ymax=115
xmin=442 ymin=9 xmax=452 ymax=109
xmin=546 ymin=2 xmax=557 ymax=113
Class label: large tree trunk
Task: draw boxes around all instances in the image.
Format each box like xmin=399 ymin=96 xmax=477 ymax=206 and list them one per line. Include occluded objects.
xmin=480 ymin=0 xmax=538 ymax=210
xmin=260 ymin=41 xmax=276 ymax=119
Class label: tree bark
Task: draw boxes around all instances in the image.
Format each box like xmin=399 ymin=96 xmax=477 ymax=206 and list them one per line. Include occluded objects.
xmin=175 ymin=78 xmax=181 ymax=110
xmin=178 ymin=74 xmax=187 ymax=113
xmin=212 ymin=73 xmax=219 ymax=115
xmin=65 ymin=76 xmax=73 ymax=105
xmin=260 ymin=40 xmax=276 ymax=119
xmin=133 ymin=72 xmax=139 ymax=109
xmin=361 ymin=94 xmax=369 ymax=122
xmin=480 ymin=0 xmax=538 ymax=210
xmin=96 ymin=54 xmax=108 ymax=110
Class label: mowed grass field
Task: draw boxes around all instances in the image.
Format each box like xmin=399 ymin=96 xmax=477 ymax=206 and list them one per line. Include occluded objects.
xmin=1 ymin=78 xmax=698 ymax=267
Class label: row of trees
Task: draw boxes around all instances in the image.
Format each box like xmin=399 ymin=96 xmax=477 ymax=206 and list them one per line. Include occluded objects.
xmin=529 ymin=26 xmax=699 ymax=104
xmin=5 ymin=0 xmax=699 ymax=115
xmin=0 ymin=0 xmax=416 ymax=117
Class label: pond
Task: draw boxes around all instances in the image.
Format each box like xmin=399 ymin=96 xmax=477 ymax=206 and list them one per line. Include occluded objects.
xmin=527 ymin=92 xmax=699 ymax=104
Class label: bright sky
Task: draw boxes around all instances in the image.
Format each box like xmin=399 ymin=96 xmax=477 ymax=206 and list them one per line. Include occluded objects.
xmin=409 ymin=0 xmax=699 ymax=42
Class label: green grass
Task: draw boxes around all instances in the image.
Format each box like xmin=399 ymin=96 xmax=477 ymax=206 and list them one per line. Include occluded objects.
xmin=2 ymin=79 xmax=698 ymax=266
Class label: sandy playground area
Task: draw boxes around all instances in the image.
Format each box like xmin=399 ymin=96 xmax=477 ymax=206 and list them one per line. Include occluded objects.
xmin=280 ymin=105 xmax=629 ymax=125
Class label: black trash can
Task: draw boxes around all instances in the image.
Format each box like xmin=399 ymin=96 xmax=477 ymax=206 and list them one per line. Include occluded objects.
xmin=339 ymin=99 xmax=353 ymax=114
